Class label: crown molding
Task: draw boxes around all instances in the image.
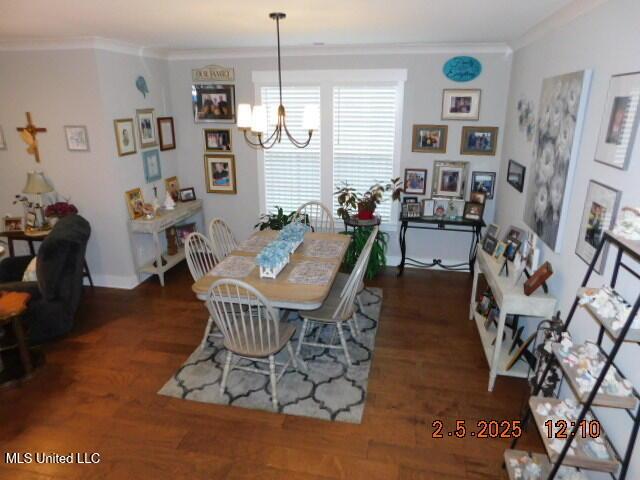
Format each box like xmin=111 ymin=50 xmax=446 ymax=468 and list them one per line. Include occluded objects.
xmin=510 ymin=0 xmax=610 ymax=51
xmin=0 ymin=36 xmax=168 ymax=59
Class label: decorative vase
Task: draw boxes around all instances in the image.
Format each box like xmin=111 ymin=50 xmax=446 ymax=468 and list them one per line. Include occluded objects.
xmin=357 ymin=204 xmax=374 ymax=220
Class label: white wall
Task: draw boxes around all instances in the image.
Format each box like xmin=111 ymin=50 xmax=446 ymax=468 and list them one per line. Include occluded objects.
xmin=168 ymin=50 xmax=512 ymax=266
xmin=496 ymin=0 xmax=640 ymax=476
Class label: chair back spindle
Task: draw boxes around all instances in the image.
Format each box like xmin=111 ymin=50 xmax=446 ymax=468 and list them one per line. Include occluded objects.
xmin=295 ymin=201 xmax=335 ymax=233
xmin=185 ymin=232 xmax=218 ymax=281
xmin=208 ymin=218 xmax=238 ymax=260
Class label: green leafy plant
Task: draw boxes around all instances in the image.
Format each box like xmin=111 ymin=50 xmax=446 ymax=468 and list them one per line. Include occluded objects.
xmin=341 ymin=227 xmax=388 ymax=279
xmin=255 ymin=206 xmax=308 ymax=231
xmin=334 ymin=178 xmax=403 ymax=220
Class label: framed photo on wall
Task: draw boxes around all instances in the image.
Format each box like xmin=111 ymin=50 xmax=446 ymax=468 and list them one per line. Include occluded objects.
xmin=64 ymin=125 xmax=90 ymax=152
xmin=157 ymin=117 xmax=176 ymax=151
xmin=113 ymin=118 xmax=137 ymax=156
xmin=205 ymin=153 xmax=237 ymax=194
xmin=432 ymin=161 xmax=468 ymax=198
xmin=411 ymin=124 xmax=447 ymax=153
xmin=441 ymin=89 xmax=481 ymax=120
xmin=204 ymin=128 xmax=232 ymax=151
xmin=507 ymin=160 xmax=526 ymax=192
xmin=594 ymin=71 xmax=640 ymax=170
xmin=193 ymin=84 xmax=236 ymax=123
xmin=471 ymin=171 xmax=496 ymax=199
xmin=142 ymin=149 xmax=162 ymax=183
xmin=460 ymin=126 xmax=498 ymax=156
xmin=404 ymin=168 xmax=427 ymax=195
xmin=575 ymin=180 xmax=620 ymax=273
xmin=136 ymin=108 xmax=158 ymax=148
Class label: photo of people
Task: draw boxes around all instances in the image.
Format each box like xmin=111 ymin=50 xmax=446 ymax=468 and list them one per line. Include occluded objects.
xmin=440 ymin=170 xmax=460 ymax=193
xmin=136 ymin=109 xmax=157 ymax=148
xmin=412 ymin=125 xmax=447 ymax=153
xmin=403 ymin=168 xmax=427 ymax=194
xmin=193 ymin=84 xmax=236 ymax=123
xmin=461 ymin=127 xmax=498 ymax=155
xmin=432 ymin=161 xmax=467 ymax=198
xmin=204 ymin=129 xmax=232 ymax=151
xmin=442 ymin=89 xmax=481 ymax=120
xmin=114 ymin=118 xmax=137 ymax=156
xmin=450 ymin=96 xmax=472 ymax=113
xmin=205 ymin=153 xmax=237 ymax=194
xmin=605 ymin=96 xmax=630 ymax=145
xmin=585 ymin=201 xmax=606 ymax=248
xmin=471 ymin=171 xmax=496 ymax=199
xmin=125 ymin=188 xmax=145 ymax=220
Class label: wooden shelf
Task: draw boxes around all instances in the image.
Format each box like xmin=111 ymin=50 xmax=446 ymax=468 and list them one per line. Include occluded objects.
xmin=552 ymin=343 xmax=638 ymax=410
xmin=577 ymin=287 xmax=640 ymax=343
xmin=528 ymin=397 xmax=620 ymax=473
xmin=139 ymin=247 xmax=185 ymax=275
xmin=504 ymin=450 xmax=586 ymax=479
xmin=472 ymin=309 xmax=529 ymax=379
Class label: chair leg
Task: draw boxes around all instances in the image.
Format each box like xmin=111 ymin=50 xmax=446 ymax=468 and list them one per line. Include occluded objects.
xmin=269 ymin=354 xmax=278 ymax=410
xmin=220 ymin=351 xmax=232 ymax=395
xmin=286 ymin=341 xmax=299 ymax=370
xmin=350 ymin=312 xmax=361 ymax=338
xmin=296 ymin=318 xmax=309 ymax=356
xmin=356 ymin=293 xmax=365 ymax=313
xmin=336 ymin=322 xmax=352 ymax=367
xmin=200 ymin=316 xmax=214 ymax=349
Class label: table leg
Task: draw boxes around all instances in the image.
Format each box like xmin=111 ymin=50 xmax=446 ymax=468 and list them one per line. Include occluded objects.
xmin=12 ymin=316 xmax=33 ymax=376
xmin=8 ymin=238 xmax=15 ymax=257
xmin=469 ymin=260 xmax=480 ymax=320
xmin=83 ymin=259 xmax=94 ymax=288
xmin=469 ymin=225 xmax=481 ymax=274
xmin=152 ymin=231 xmax=165 ymax=287
xmin=488 ymin=309 xmax=508 ymax=392
xmin=397 ymin=221 xmax=408 ymax=277
xmin=27 ymin=240 xmax=36 ymax=256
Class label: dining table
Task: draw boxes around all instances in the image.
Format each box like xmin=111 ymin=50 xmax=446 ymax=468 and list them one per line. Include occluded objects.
xmin=191 ymin=230 xmax=352 ymax=312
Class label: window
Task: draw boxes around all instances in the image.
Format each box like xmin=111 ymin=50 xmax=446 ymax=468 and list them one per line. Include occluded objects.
xmin=257 ymin=70 xmax=405 ymax=226
xmin=333 ymin=86 xmax=398 ymax=221
xmin=261 ymin=86 xmax=321 ymax=214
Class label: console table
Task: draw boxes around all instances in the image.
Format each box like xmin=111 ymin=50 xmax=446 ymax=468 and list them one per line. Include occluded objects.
xmin=127 ymin=200 xmax=204 ymax=286
xmin=469 ymin=247 xmax=557 ymax=391
xmin=397 ymin=215 xmax=484 ymax=275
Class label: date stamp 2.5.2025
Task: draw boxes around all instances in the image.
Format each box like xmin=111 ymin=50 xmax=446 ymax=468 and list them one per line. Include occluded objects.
xmin=432 ymin=419 xmax=523 ymax=439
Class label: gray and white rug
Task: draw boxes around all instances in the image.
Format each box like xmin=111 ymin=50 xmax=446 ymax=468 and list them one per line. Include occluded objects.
xmin=159 ymin=288 xmax=382 ymax=423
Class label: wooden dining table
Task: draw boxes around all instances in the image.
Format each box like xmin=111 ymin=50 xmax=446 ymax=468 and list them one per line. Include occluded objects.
xmin=191 ymin=230 xmax=351 ymax=311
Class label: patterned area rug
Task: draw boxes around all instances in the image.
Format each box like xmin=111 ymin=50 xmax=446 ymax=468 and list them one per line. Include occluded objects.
xmin=158 ymin=288 xmax=382 ymax=423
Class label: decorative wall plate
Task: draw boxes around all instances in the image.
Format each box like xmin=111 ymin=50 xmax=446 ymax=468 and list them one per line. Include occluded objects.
xmin=443 ymin=56 xmax=482 ymax=82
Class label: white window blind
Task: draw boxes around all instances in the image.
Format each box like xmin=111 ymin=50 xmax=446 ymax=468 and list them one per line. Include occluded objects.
xmin=261 ymin=86 xmax=321 ymax=214
xmin=332 ymin=86 xmax=398 ymax=222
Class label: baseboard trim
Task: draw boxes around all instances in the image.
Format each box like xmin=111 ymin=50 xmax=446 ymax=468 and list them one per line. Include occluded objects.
xmin=87 ymin=273 xmax=146 ymax=289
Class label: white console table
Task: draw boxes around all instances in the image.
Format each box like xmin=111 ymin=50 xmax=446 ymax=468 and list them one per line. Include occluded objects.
xmin=469 ymin=248 xmax=557 ymax=391
xmin=127 ymin=200 xmax=204 ymax=286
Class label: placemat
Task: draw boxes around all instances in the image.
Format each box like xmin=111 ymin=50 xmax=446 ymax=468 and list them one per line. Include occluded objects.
xmin=287 ymin=261 xmax=335 ymax=285
xmin=208 ymin=255 xmax=255 ymax=278
xmin=236 ymin=234 xmax=276 ymax=253
xmin=299 ymin=239 xmax=346 ymax=258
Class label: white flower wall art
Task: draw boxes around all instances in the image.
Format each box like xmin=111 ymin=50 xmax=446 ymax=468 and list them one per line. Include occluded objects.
xmin=523 ymin=70 xmax=592 ymax=252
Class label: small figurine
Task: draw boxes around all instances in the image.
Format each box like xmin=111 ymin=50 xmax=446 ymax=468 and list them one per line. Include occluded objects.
xmin=164 ymin=191 xmax=176 ymax=210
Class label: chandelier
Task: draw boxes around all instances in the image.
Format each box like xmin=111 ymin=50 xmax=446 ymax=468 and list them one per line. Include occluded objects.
xmin=237 ymin=12 xmax=318 ymax=149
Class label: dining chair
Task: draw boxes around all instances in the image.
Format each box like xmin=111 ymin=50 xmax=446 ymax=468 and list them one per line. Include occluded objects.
xmin=205 ymin=279 xmax=300 ymax=410
xmin=185 ymin=232 xmax=220 ymax=348
xmin=208 ymin=217 xmax=238 ymax=260
xmin=296 ymin=227 xmax=378 ymax=367
xmin=295 ymin=201 xmax=335 ymax=233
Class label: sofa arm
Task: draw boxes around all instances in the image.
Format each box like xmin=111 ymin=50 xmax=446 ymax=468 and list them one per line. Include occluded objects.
xmin=0 ymin=281 xmax=41 ymax=299
xmin=0 ymin=256 xmax=34 ymax=283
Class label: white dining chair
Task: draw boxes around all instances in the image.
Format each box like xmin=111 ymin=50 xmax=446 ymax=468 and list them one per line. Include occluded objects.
xmin=185 ymin=232 xmax=220 ymax=348
xmin=208 ymin=217 xmax=238 ymax=260
xmin=296 ymin=227 xmax=378 ymax=367
xmin=205 ymin=279 xmax=300 ymax=410
xmin=295 ymin=201 xmax=335 ymax=233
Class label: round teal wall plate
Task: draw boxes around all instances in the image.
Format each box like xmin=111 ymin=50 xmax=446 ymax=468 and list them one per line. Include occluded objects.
xmin=443 ymin=56 xmax=482 ymax=82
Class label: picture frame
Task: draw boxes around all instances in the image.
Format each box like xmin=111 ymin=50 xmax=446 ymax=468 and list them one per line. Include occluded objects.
xmin=205 ymin=153 xmax=237 ymax=194
xmin=176 ymin=222 xmax=197 ymax=246
xmin=575 ymin=180 xmax=621 ymax=273
xmin=594 ymin=71 xmax=640 ymax=170
xmin=0 ymin=126 xmax=6 ymax=150
xmin=157 ymin=117 xmax=176 ymax=151
xmin=136 ymin=108 xmax=158 ymax=148
xmin=421 ymin=199 xmax=435 ymax=217
xmin=483 ymin=236 xmax=498 ymax=255
xmin=64 ymin=125 xmax=89 ymax=152
xmin=113 ymin=118 xmax=137 ymax=156
xmin=432 ymin=160 xmax=468 ymax=199
xmin=433 ymin=198 xmax=450 ymax=217
xmin=507 ymin=159 xmax=526 ymax=192
xmin=3 ymin=216 xmax=23 ymax=232
xmin=469 ymin=191 xmax=487 ymax=205
xmin=402 ymin=196 xmax=418 ymax=204
xmin=25 ymin=212 xmax=36 ymax=228
xmin=192 ymin=83 xmax=236 ymax=123
xmin=460 ymin=126 xmax=498 ymax=156
xmin=411 ymin=124 xmax=447 ymax=153
xmin=404 ymin=168 xmax=428 ymax=195
xmin=503 ymin=225 xmax=526 ymax=243
xmin=125 ymin=188 xmax=145 ymax=220
xmin=165 ymin=176 xmax=180 ymax=202
xmin=463 ymin=202 xmax=484 ymax=221
xmin=441 ymin=89 xmax=481 ymax=120
xmin=505 ymin=240 xmax=521 ymax=262
xmin=142 ymin=149 xmax=162 ymax=183
xmin=204 ymin=128 xmax=232 ymax=151
xmin=471 ymin=171 xmax=496 ymax=199
xmin=402 ymin=203 xmax=421 ymax=218
xmin=494 ymin=242 xmax=507 ymax=259
xmin=179 ymin=187 xmax=197 ymax=202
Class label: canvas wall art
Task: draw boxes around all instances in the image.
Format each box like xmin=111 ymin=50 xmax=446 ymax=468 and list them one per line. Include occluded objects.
xmin=523 ymin=70 xmax=592 ymax=252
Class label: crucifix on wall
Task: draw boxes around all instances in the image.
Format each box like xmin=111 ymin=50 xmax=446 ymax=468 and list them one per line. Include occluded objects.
xmin=17 ymin=112 xmax=47 ymax=163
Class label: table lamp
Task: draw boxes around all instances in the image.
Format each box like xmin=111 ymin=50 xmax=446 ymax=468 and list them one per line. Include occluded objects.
xmin=22 ymin=171 xmax=53 ymax=230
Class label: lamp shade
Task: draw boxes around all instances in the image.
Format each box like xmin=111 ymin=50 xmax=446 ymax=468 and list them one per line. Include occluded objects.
xmin=302 ymin=105 xmax=319 ymax=131
xmin=251 ymin=105 xmax=268 ymax=134
xmin=237 ymin=104 xmax=252 ymax=129
xmin=23 ymin=171 xmax=53 ymax=194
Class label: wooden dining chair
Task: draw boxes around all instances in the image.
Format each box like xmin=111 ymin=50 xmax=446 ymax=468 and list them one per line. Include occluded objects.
xmin=185 ymin=232 xmax=220 ymax=348
xmin=208 ymin=218 xmax=238 ymax=260
xmin=296 ymin=227 xmax=378 ymax=367
xmin=295 ymin=201 xmax=335 ymax=233
xmin=205 ymin=279 xmax=300 ymax=410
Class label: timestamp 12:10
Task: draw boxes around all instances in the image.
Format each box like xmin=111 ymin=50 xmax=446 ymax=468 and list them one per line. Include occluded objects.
xmin=544 ymin=419 xmax=601 ymax=439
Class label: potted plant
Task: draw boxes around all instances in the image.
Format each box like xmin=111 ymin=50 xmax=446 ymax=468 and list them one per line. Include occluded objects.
xmin=255 ymin=206 xmax=307 ymax=231
xmin=334 ymin=178 xmax=402 ymax=221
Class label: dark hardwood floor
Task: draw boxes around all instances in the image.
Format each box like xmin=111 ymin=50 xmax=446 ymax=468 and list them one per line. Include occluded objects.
xmin=0 ymin=265 xmax=542 ymax=479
